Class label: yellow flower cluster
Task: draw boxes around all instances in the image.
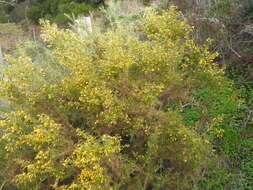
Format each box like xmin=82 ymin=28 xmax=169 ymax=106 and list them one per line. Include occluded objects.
xmin=0 ymin=6 xmax=234 ymax=190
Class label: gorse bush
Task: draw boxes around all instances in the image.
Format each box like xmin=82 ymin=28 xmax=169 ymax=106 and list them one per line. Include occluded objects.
xmin=0 ymin=7 xmax=242 ymax=190
xmin=161 ymin=2 xmax=253 ymax=188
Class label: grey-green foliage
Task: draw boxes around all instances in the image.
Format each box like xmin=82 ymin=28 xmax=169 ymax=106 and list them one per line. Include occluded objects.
xmin=0 ymin=7 xmax=9 ymax=23
xmin=100 ymin=0 xmax=144 ymax=28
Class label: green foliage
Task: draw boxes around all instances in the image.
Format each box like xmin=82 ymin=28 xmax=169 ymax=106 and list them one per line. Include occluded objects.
xmin=0 ymin=7 xmax=9 ymax=23
xmin=100 ymin=0 xmax=144 ymax=28
xmin=160 ymin=3 xmax=253 ymax=188
xmin=208 ymin=0 xmax=232 ymax=19
xmin=27 ymin=0 xmax=94 ymax=24
xmin=243 ymin=47 xmax=253 ymax=54
xmin=0 ymin=6 xmax=245 ymax=190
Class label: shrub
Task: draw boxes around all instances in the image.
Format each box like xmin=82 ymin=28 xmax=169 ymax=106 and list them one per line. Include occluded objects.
xmin=0 ymin=7 xmax=9 ymax=23
xmin=27 ymin=0 xmax=94 ymax=24
xmin=0 ymin=6 xmax=242 ymax=190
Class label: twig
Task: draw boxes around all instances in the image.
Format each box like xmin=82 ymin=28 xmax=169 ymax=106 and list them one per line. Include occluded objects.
xmin=243 ymin=110 xmax=253 ymax=128
xmin=0 ymin=45 xmax=3 ymax=64
xmin=0 ymin=180 xmax=7 ymax=190
xmin=239 ymin=40 xmax=253 ymax=43
xmin=228 ymin=36 xmax=241 ymax=58
xmin=143 ymin=175 xmax=149 ymax=190
xmin=229 ymin=46 xmax=241 ymax=58
xmin=181 ymin=103 xmax=197 ymax=108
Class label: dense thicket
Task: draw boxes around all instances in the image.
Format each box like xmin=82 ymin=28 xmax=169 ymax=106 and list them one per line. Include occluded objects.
xmin=0 ymin=7 xmax=246 ymax=190
xmin=163 ymin=2 xmax=253 ymax=189
xmin=165 ymin=0 xmax=253 ymax=86
xmin=0 ymin=0 xmax=102 ymax=23
xmin=27 ymin=0 xmax=97 ymax=24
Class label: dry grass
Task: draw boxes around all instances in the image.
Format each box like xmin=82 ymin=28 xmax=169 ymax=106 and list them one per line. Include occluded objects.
xmin=0 ymin=23 xmax=26 ymax=51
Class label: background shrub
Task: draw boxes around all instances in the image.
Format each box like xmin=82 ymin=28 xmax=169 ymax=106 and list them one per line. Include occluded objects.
xmin=27 ymin=0 xmax=96 ymax=24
